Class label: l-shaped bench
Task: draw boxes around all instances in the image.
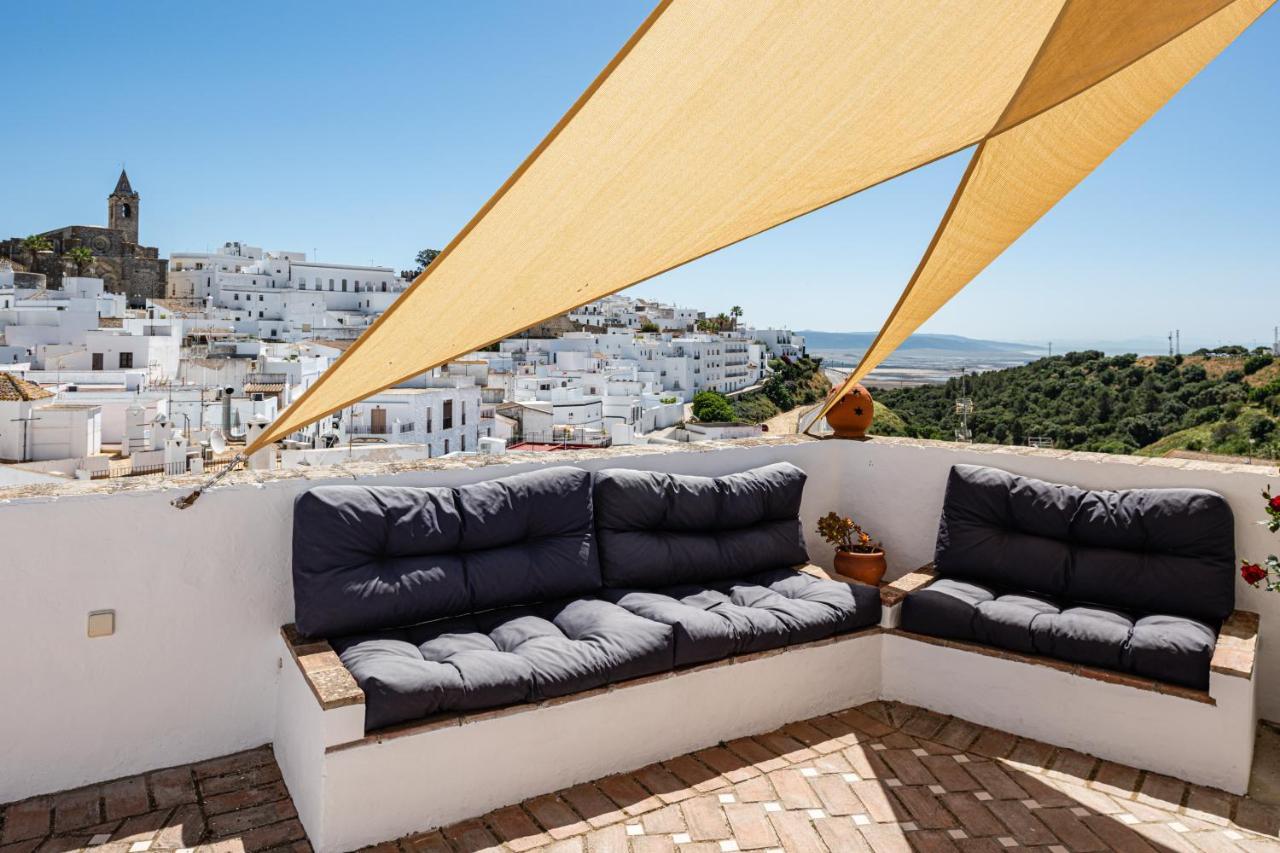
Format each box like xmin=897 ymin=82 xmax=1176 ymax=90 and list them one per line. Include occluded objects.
xmin=274 ymin=462 xmax=1261 ymax=852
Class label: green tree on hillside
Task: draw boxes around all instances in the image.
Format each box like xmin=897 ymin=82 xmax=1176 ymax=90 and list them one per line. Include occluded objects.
xmin=692 ymin=391 xmax=736 ymax=423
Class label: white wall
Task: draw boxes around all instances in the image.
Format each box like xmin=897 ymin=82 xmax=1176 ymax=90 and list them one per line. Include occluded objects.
xmin=0 ymin=441 xmax=839 ymax=803
xmin=0 ymin=437 xmax=1276 ymax=805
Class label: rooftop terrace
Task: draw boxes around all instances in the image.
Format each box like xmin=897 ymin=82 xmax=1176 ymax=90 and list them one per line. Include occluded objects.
xmin=3 ymin=436 xmax=1279 ymax=850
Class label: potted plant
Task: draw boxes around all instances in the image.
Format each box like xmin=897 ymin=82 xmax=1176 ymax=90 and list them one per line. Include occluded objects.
xmin=1241 ymin=486 xmax=1280 ymax=590
xmin=817 ymin=511 xmax=886 ymax=585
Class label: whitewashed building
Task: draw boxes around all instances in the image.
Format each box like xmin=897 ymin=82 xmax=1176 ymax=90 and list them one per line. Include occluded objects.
xmin=167 ymin=242 xmax=409 ymax=342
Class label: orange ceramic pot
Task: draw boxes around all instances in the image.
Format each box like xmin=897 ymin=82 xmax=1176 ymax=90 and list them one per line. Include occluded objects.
xmin=834 ymin=549 xmax=887 ymax=585
xmin=825 ymin=385 xmax=874 ymax=439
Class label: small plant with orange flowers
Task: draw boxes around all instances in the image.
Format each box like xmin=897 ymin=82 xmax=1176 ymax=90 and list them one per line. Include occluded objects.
xmin=816 ymin=511 xmax=881 ymax=554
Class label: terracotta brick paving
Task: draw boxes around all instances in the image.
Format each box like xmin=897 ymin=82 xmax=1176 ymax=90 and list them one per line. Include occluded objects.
xmin=0 ymin=746 xmax=304 ymax=853
xmin=5 ymin=702 xmax=1280 ymax=852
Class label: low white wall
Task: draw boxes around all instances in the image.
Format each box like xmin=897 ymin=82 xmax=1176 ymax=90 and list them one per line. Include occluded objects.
xmin=0 ymin=440 xmax=838 ymax=804
xmin=834 ymin=439 xmax=1279 ymax=715
xmin=1 ymin=436 xmax=1275 ymax=804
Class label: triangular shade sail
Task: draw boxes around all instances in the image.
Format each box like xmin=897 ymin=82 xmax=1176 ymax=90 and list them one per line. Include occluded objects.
xmin=247 ymin=0 xmax=1272 ymax=454
xmin=813 ymin=0 xmax=1271 ymax=428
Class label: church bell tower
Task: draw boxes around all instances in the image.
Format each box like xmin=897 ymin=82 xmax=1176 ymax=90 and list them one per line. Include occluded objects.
xmin=108 ymin=169 xmax=140 ymax=244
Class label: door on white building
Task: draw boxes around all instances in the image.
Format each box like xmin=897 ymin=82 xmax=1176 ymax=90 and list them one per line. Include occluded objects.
xmin=370 ymin=407 xmax=387 ymax=435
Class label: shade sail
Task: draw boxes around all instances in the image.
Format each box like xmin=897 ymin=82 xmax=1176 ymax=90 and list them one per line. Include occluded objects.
xmin=814 ymin=0 xmax=1272 ymax=427
xmin=248 ymin=0 xmax=1272 ymax=453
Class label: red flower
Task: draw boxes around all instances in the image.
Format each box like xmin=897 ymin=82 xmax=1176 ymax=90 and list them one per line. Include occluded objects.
xmin=1269 ymin=495 xmax=1280 ymax=511
xmin=1242 ymin=562 xmax=1268 ymax=586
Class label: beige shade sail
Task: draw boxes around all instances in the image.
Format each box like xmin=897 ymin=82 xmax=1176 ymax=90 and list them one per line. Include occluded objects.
xmin=247 ymin=0 xmax=1271 ymax=454
xmin=814 ymin=0 xmax=1273 ymax=428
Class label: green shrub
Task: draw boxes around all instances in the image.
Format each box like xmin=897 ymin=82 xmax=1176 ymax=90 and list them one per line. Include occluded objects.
xmin=1244 ymin=354 xmax=1274 ymax=375
xmin=691 ymin=391 xmax=736 ymax=423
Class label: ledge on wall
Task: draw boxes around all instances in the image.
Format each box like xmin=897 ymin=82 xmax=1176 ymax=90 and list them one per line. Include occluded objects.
xmin=1 ymin=434 xmax=1274 ymax=505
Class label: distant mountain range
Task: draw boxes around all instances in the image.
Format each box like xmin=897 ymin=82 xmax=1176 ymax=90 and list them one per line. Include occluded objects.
xmin=798 ymin=331 xmax=1038 ymax=353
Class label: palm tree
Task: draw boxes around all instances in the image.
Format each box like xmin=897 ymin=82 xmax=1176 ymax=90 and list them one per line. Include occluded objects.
xmin=714 ymin=312 xmax=731 ymax=332
xmin=20 ymin=234 xmax=52 ymax=269
xmin=730 ymin=305 xmax=743 ymax=330
xmin=67 ymin=246 xmax=95 ymax=276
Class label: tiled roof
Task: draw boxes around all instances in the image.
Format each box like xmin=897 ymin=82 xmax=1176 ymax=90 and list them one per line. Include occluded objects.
xmin=303 ymin=339 xmax=355 ymax=351
xmin=244 ymin=382 xmax=286 ymax=394
xmin=150 ymin=298 xmax=207 ymax=315
xmin=0 ymin=372 xmax=55 ymax=401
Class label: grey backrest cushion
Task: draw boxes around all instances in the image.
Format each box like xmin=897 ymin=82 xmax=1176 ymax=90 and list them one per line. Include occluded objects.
xmin=292 ymin=466 xmax=600 ymax=637
xmin=593 ymin=462 xmax=809 ymax=588
xmin=935 ymin=464 xmax=1235 ymax=621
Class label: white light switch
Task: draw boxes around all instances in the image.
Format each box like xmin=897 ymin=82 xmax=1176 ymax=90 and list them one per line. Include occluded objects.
xmin=88 ymin=610 xmax=115 ymax=638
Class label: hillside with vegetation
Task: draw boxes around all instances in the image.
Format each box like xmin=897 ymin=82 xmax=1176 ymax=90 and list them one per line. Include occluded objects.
xmin=691 ymin=356 xmax=830 ymax=423
xmin=870 ymin=348 xmax=1280 ymax=458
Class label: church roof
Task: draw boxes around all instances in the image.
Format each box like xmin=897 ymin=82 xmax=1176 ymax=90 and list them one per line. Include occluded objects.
xmin=112 ymin=169 xmax=136 ymax=196
xmin=0 ymin=372 xmax=55 ymax=402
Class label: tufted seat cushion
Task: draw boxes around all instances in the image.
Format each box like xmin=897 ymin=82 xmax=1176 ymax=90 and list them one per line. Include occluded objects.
xmin=332 ymin=597 xmax=674 ymax=731
xmin=900 ymin=464 xmax=1235 ymax=691
xmin=593 ymin=462 xmax=810 ymax=588
xmin=901 ymin=578 xmax=1218 ymax=690
xmin=604 ymin=568 xmax=881 ymax=666
xmin=292 ymin=467 xmax=600 ymax=638
xmin=934 ymin=464 xmax=1235 ymax=622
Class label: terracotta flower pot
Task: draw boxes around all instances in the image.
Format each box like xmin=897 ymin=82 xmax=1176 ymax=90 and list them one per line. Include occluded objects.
xmin=834 ymin=549 xmax=887 ymax=585
xmin=825 ymin=384 xmax=874 ymax=439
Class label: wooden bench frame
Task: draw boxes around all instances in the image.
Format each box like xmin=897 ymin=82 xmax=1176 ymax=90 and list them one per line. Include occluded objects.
xmin=275 ymin=618 xmax=883 ymax=853
xmin=873 ymin=564 xmax=1260 ymax=795
xmin=275 ymin=564 xmax=1260 ymax=851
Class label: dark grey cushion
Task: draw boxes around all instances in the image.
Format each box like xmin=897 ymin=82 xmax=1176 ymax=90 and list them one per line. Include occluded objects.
xmin=603 ymin=568 xmax=881 ymax=666
xmin=593 ymin=462 xmax=810 ymax=588
xmin=900 ymin=578 xmax=1216 ymax=690
xmin=935 ymin=464 xmax=1235 ymax=622
xmin=332 ymin=596 xmax=673 ymax=730
xmin=292 ymin=467 xmax=600 ymax=637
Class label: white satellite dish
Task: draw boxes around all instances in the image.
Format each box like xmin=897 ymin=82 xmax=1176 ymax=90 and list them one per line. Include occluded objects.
xmin=152 ymin=413 xmax=169 ymax=427
xmin=209 ymin=429 xmax=228 ymax=454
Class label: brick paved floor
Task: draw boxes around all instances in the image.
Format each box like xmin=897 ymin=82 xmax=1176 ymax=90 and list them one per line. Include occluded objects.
xmin=5 ymin=701 xmax=1280 ymax=852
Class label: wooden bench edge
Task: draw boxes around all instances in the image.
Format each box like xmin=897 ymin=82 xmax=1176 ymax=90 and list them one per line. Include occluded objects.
xmin=281 ymin=624 xmax=365 ymax=710
xmin=879 ymin=563 xmax=937 ymax=607
xmin=1211 ymin=609 xmax=1260 ymax=680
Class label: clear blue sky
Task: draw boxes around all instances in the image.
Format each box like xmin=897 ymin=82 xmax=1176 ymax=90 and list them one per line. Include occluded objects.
xmin=3 ymin=2 xmax=1276 ymax=351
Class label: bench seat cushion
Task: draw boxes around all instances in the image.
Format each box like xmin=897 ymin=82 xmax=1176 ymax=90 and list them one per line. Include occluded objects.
xmin=333 ymin=597 xmax=674 ymax=731
xmin=603 ymin=568 xmax=881 ymax=666
xmin=593 ymin=462 xmax=809 ymax=588
xmin=900 ymin=578 xmax=1216 ymax=690
xmin=292 ymin=467 xmax=600 ymax=638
